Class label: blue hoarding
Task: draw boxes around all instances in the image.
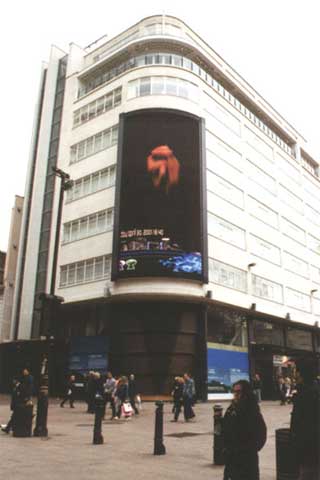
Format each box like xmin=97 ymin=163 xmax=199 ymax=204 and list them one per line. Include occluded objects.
xmin=207 ymin=342 xmax=250 ymax=394
xmin=69 ymin=336 xmax=110 ymax=373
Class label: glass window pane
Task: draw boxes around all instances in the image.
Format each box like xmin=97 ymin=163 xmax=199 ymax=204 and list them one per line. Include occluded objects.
xmin=68 ymin=265 xmax=76 ymax=285
xmin=92 ymin=172 xmax=100 ymax=191
xmin=78 ymin=141 xmax=86 ymax=160
xmin=140 ymin=78 xmax=151 ymax=96
xmin=70 ymin=222 xmax=79 ymax=241
xmin=60 ymin=267 xmax=67 ymax=287
xmin=105 ymin=93 xmax=113 ymax=110
xmin=152 ymin=77 xmax=165 ymax=95
xmin=76 ymin=263 xmax=85 ymax=283
xmin=88 ymin=101 xmax=96 ymax=119
xmin=63 ymin=224 xmax=71 ymax=243
xmin=165 ymin=77 xmax=177 ymax=96
xmin=109 ymin=166 xmax=116 ymax=185
xmin=79 ymin=218 xmax=88 ymax=238
xmin=94 ymin=257 xmax=103 ymax=279
xmin=102 ymin=129 xmax=111 ymax=149
xmin=111 ymin=126 xmax=118 ymax=144
xmin=97 ymin=97 xmax=104 ymax=115
xmin=97 ymin=211 xmax=106 ymax=231
xmin=83 ymin=176 xmax=90 ymax=196
xmin=114 ymin=87 xmax=122 ymax=106
xmin=85 ymin=260 xmax=94 ymax=281
xmin=80 ymin=106 xmax=88 ymax=123
xmin=95 ymin=132 xmax=102 ymax=152
xmin=88 ymin=214 xmax=97 ymax=235
xmin=86 ymin=137 xmax=94 ymax=156
xmin=70 ymin=146 xmax=77 ymax=164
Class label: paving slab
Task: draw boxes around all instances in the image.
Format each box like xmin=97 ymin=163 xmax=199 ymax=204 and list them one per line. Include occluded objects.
xmin=0 ymin=396 xmax=292 ymax=480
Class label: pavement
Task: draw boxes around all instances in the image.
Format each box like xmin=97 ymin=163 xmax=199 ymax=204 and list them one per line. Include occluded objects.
xmin=0 ymin=395 xmax=292 ymax=480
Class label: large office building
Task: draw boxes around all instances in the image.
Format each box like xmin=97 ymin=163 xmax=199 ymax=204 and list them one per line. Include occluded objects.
xmin=7 ymin=15 xmax=320 ymax=397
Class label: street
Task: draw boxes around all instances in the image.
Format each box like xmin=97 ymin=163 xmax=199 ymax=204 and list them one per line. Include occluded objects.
xmin=0 ymin=396 xmax=291 ymax=479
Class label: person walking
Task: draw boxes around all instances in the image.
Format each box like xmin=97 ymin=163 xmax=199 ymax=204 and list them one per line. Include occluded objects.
xmin=85 ymin=371 xmax=95 ymax=413
xmin=128 ymin=374 xmax=139 ymax=415
xmin=278 ymin=376 xmax=287 ymax=405
xmin=1 ymin=378 xmax=21 ymax=434
xmin=114 ymin=376 xmax=128 ymax=419
xmin=171 ymin=376 xmax=184 ymax=421
xmin=60 ymin=375 xmax=76 ymax=408
xmin=290 ymin=358 xmax=319 ymax=480
xmin=183 ymin=372 xmax=195 ymax=421
xmin=20 ymin=368 xmax=34 ymax=403
xmin=104 ymin=371 xmax=116 ymax=419
xmin=222 ymin=379 xmax=267 ymax=480
xmin=252 ymin=373 xmax=262 ymax=403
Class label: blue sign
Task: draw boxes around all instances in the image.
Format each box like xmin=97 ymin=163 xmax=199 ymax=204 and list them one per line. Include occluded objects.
xmin=207 ymin=343 xmax=250 ymax=393
xmin=69 ymin=336 xmax=109 ymax=373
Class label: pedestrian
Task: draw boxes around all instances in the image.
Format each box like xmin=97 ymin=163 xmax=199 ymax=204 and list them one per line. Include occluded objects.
xmin=128 ymin=374 xmax=139 ymax=415
xmin=222 ymin=379 xmax=267 ymax=480
xmin=114 ymin=376 xmax=128 ymax=419
xmin=104 ymin=371 xmax=116 ymax=419
xmin=278 ymin=376 xmax=287 ymax=405
xmin=85 ymin=371 xmax=95 ymax=413
xmin=1 ymin=378 xmax=21 ymax=434
xmin=183 ymin=372 xmax=195 ymax=421
xmin=290 ymin=358 xmax=319 ymax=480
xmin=171 ymin=377 xmax=179 ymax=413
xmin=20 ymin=367 xmax=34 ymax=403
xmin=60 ymin=375 xmax=76 ymax=408
xmin=252 ymin=373 xmax=262 ymax=403
xmin=171 ymin=376 xmax=184 ymax=421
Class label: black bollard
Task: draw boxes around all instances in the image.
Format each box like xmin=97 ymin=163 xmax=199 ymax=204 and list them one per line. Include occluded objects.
xmin=154 ymin=401 xmax=166 ymax=455
xmin=93 ymin=394 xmax=104 ymax=445
xmin=34 ymin=357 xmax=49 ymax=437
xmin=213 ymin=404 xmax=224 ymax=465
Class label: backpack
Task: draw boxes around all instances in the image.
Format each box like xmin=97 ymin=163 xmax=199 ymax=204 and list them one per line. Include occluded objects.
xmin=256 ymin=412 xmax=267 ymax=451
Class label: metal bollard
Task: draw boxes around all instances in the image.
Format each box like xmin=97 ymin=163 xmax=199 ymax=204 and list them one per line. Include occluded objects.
xmin=154 ymin=401 xmax=166 ymax=455
xmin=93 ymin=395 xmax=104 ymax=445
xmin=213 ymin=404 xmax=224 ymax=465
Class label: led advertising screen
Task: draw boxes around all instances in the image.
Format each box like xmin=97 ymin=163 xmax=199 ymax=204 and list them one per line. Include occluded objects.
xmin=207 ymin=343 xmax=250 ymax=394
xmin=112 ymin=109 xmax=206 ymax=281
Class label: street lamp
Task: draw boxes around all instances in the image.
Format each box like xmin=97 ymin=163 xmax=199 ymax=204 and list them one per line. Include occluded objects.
xmin=34 ymin=167 xmax=73 ymax=437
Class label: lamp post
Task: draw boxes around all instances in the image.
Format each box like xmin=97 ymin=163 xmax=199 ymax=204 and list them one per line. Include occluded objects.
xmin=34 ymin=167 xmax=73 ymax=437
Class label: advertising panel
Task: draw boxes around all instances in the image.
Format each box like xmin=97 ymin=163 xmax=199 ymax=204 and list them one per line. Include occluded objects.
xmin=69 ymin=336 xmax=109 ymax=373
xmin=207 ymin=342 xmax=250 ymax=396
xmin=112 ymin=109 xmax=207 ymax=281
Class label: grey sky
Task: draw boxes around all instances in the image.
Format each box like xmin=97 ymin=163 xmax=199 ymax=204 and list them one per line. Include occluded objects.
xmin=1 ymin=0 xmax=319 ymax=251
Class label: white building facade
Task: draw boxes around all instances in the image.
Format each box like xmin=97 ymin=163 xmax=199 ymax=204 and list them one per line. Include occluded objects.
xmin=9 ymin=15 xmax=320 ymax=397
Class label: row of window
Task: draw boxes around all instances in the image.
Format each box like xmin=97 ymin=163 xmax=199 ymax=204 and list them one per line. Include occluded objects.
xmin=62 ymin=208 xmax=114 ymax=244
xmin=127 ymin=76 xmax=199 ymax=101
xmin=66 ymin=165 xmax=116 ymax=203
xmin=208 ymin=210 xmax=320 ymax=270
xmin=209 ymin=258 xmax=315 ymax=311
xmin=70 ymin=125 xmax=118 ymax=164
xmin=78 ymin=50 xmax=292 ymax=157
xmin=60 ymin=255 xmax=111 ymax=287
xmin=73 ymin=87 xmax=122 ymax=127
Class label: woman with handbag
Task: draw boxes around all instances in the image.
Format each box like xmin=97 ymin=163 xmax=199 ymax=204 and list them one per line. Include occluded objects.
xmin=114 ymin=376 xmax=129 ymax=419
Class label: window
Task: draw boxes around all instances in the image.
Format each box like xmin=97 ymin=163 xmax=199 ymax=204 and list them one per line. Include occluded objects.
xmin=127 ymin=76 xmax=199 ymax=102
xmin=279 ymin=185 xmax=303 ymax=214
xmin=253 ymin=320 xmax=284 ymax=346
xmin=70 ymin=125 xmax=118 ymax=165
xmin=206 ymin=132 xmax=242 ymax=172
xmin=73 ymin=87 xmax=122 ymax=127
xmin=308 ymin=234 xmax=320 ymax=254
xmin=209 ymin=259 xmax=247 ymax=292
xmin=59 ymin=255 xmax=112 ymax=287
xmin=208 ymin=213 xmax=246 ymax=250
xmin=207 ymin=171 xmax=244 ymax=209
xmin=62 ymin=208 xmax=113 ymax=244
xmin=284 ymin=251 xmax=309 ymax=279
xmin=250 ymin=235 xmax=281 ymax=265
xmin=247 ymin=196 xmax=278 ymax=229
xmin=252 ymin=274 xmax=283 ymax=303
xmin=281 ymin=217 xmax=306 ymax=245
xmin=246 ymin=160 xmax=277 ymax=195
xmin=286 ymin=288 xmax=311 ymax=312
xmin=66 ymin=165 xmax=116 ymax=203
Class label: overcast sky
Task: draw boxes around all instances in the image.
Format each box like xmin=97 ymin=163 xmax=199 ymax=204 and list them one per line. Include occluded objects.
xmin=1 ymin=0 xmax=319 ymax=251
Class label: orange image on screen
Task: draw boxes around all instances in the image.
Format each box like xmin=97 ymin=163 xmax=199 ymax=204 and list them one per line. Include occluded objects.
xmin=147 ymin=145 xmax=180 ymax=193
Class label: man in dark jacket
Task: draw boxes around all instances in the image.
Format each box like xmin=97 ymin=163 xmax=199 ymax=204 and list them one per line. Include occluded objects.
xmin=128 ymin=374 xmax=139 ymax=414
xmin=290 ymin=358 xmax=320 ymax=480
xmin=60 ymin=375 xmax=76 ymax=408
xmin=222 ymin=379 xmax=267 ymax=480
xmin=1 ymin=378 xmax=21 ymax=434
xmin=20 ymin=368 xmax=34 ymax=402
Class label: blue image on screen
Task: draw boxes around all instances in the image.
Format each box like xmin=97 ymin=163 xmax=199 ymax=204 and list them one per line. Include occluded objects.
xmin=207 ymin=346 xmax=250 ymax=393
